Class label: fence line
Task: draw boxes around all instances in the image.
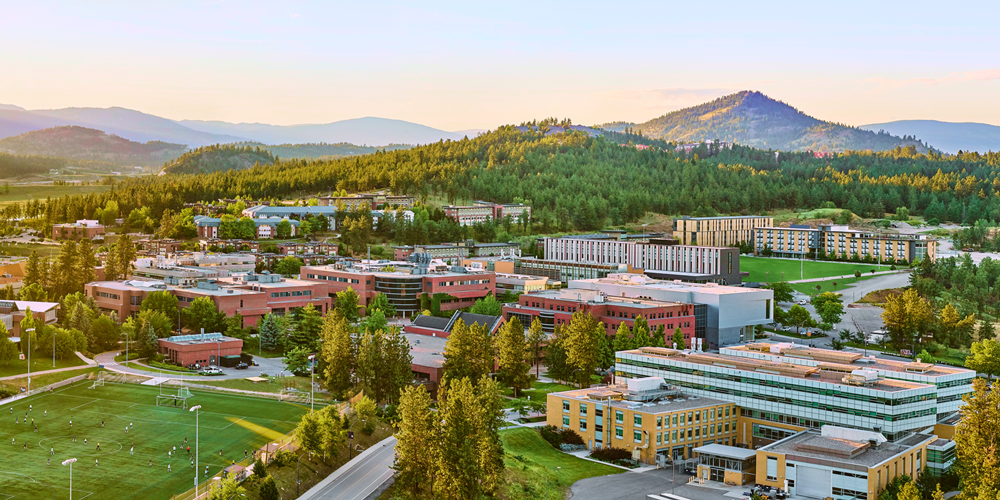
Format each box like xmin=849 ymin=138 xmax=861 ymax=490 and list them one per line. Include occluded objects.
xmin=0 ymin=372 xmax=95 ymax=404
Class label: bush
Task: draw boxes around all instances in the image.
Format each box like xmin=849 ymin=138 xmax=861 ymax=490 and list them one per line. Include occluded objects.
xmin=539 ymin=425 xmax=562 ymax=448
xmin=558 ymin=428 xmax=585 ymax=446
xmin=252 ymin=457 xmax=267 ymax=478
xmin=590 ymin=446 xmax=632 ymax=462
xmin=271 ymin=449 xmax=294 ymax=467
xmin=927 ymin=218 xmax=940 ymax=226
xmin=259 ymin=476 xmax=280 ymax=500
xmin=362 ymin=421 xmax=376 ymax=435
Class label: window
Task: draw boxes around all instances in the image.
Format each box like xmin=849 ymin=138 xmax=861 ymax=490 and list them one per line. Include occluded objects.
xmin=657 ymin=416 xmax=662 ymax=429
xmin=562 ymin=416 xmax=569 ymax=427
xmin=766 ymin=457 xmax=777 ymax=481
xmin=616 ymin=411 xmax=624 ymax=424
xmin=672 ymin=430 xmax=677 ymax=443
xmin=657 ymin=433 xmax=662 ymax=445
xmin=673 ymin=415 xmax=678 ymax=426
xmin=562 ymin=401 xmax=570 ymax=413
xmin=580 ymin=420 xmax=587 ymax=432
xmin=580 ymin=404 xmax=587 ymax=416
xmin=615 ymin=426 xmax=623 ymax=439
xmin=634 ymin=414 xmax=642 ymax=427
xmin=633 ymin=430 xmax=642 ymax=443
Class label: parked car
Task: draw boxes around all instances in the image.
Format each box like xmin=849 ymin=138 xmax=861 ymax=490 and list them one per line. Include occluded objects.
xmin=963 ymin=247 xmax=975 ymax=252
xmin=683 ymin=467 xmax=697 ymax=476
xmin=187 ymin=363 xmax=202 ymax=370
xmin=199 ymin=367 xmax=224 ymax=376
xmin=797 ymin=299 xmax=808 ymax=305
xmin=235 ymin=362 xmax=249 ymax=370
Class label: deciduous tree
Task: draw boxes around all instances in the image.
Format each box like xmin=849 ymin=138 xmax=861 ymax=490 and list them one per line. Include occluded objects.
xmin=564 ymin=311 xmax=603 ymax=388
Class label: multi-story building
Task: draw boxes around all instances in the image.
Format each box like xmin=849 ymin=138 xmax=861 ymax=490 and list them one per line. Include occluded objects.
xmin=442 ymin=204 xmax=496 ymax=226
xmin=300 ymin=255 xmax=495 ymax=317
xmin=503 ymin=288 xmax=700 ymax=343
xmin=52 ymin=220 xmax=105 ymax=240
xmin=85 ymin=271 xmax=331 ymax=326
xmin=754 ymin=224 xmax=937 ymax=263
xmin=0 ymin=300 xmax=60 ymax=339
xmin=513 ymin=257 xmax=631 ymax=283
xmin=136 ymin=239 xmax=184 ymax=255
xmin=393 ymin=241 xmax=520 ymax=261
xmin=673 ymin=215 xmax=773 ymax=247
xmin=546 ymin=378 xmax=737 ymax=464
xmin=131 ymin=253 xmax=257 ymax=284
xmin=193 ymin=216 xmax=301 ymax=239
xmin=495 ymin=273 xmax=555 ymax=293
xmin=404 ymin=311 xmax=504 ymax=338
xmin=614 ymin=343 xmax=974 ymax=444
xmin=570 ymin=274 xmax=773 ymax=348
xmin=275 ymin=242 xmax=338 ymax=256
xmin=754 ymin=426 xmax=937 ymax=500
xmin=198 ymin=239 xmax=261 ymax=253
xmin=317 ymin=193 xmax=414 ymax=209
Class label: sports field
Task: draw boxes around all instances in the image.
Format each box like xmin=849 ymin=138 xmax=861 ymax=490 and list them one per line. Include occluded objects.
xmin=740 ymin=256 xmax=882 ymax=283
xmin=0 ymin=377 xmax=311 ymax=499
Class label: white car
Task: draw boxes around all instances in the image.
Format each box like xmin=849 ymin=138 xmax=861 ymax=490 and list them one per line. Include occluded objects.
xmin=797 ymin=300 xmax=808 ymax=305
xmin=199 ymin=367 xmax=224 ymax=376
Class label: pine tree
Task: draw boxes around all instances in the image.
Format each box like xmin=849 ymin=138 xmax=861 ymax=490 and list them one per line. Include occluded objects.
xmin=653 ymin=324 xmax=666 ymax=347
xmin=0 ymin=322 xmax=17 ymax=366
xmin=434 ymin=377 xmax=482 ymax=500
xmin=473 ymin=375 xmax=506 ymax=497
xmin=103 ymin=243 xmax=121 ymax=281
xmin=115 ymin=234 xmax=137 ymax=279
xmin=544 ymin=325 xmax=570 ymax=382
xmin=289 ymin=303 xmax=322 ymax=350
xmin=597 ymin=333 xmax=615 ymax=370
xmin=564 ymin=312 xmax=603 ymax=388
xmin=76 ymin=239 xmax=97 ymax=289
xmin=672 ymin=328 xmax=686 ymax=349
xmin=258 ymin=314 xmax=282 ymax=352
xmin=381 ymin=327 xmax=414 ymax=405
xmin=633 ymin=322 xmax=652 ymax=348
xmin=496 ymin=316 xmax=530 ymax=397
xmin=24 ymin=251 xmax=45 ymax=287
xmin=442 ymin=319 xmax=494 ymax=384
xmin=319 ymin=310 xmax=353 ymax=397
xmin=393 ymin=385 xmax=436 ymax=495
xmin=527 ymin=316 xmax=546 ymax=378
xmin=613 ymin=322 xmax=630 ymax=352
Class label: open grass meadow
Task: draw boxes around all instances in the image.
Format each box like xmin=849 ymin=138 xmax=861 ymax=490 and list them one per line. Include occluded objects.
xmin=0 ymin=184 xmax=113 ymax=207
xmin=740 ymin=256 xmax=883 ymax=283
xmin=0 ymin=378 xmax=312 ymax=499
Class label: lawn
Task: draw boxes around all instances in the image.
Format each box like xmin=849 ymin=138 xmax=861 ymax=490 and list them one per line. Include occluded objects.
xmin=196 ymin=375 xmax=332 ymax=399
xmin=504 ymin=381 xmax=577 ymax=403
xmin=0 ymin=354 xmax=88 ymax=378
xmin=0 ymin=184 xmax=112 ymax=206
xmin=0 ymin=366 xmax=102 ymax=394
xmin=788 ymin=275 xmax=877 ymax=296
xmin=0 ymin=377 xmax=310 ymax=500
xmin=0 ymin=242 xmax=61 ymax=258
xmin=740 ymin=256 xmax=882 ymax=283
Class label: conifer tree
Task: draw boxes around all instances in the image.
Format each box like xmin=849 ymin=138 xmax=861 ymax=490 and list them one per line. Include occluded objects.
xmin=319 ymin=310 xmax=353 ymax=397
xmin=496 ymin=316 xmax=530 ymax=397
xmin=564 ymin=311 xmax=603 ymax=388
xmin=672 ymin=328 xmax=686 ymax=349
xmin=258 ymin=314 xmax=282 ymax=352
xmin=393 ymin=385 xmax=436 ymax=495
xmin=613 ymin=322 xmax=631 ymax=352
xmin=527 ymin=316 xmax=546 ymax=377
xmin=442 ymin=319 xmax=493 ymax=384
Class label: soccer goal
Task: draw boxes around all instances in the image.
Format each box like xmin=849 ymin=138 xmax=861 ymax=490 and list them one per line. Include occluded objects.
xmin=156 ymin=387 xmax=194 ymax=410
xmin=278 ymin=388 xmax=311 ymax=404
xmin=89 ymin=371 xmax=126 ymax=389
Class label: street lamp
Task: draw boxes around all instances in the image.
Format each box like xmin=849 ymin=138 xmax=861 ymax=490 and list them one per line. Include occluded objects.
xmin=190 ymin=405 xmax=202 ymax=498
xmin=570 ymin=368 xmax=582 ymax=389
xmin=307 ymin=355 xmax=316 ymax=413
xmin=52 ymin=329 xmax=58 ymax=368
xmin=349 ymin=418 xmax=366 ymax=459
xmin=545 ymin=466 xmax=561 ymax=499
xmin=62 ymin=458 xmax=77 ymax=500
xmin=296 ymin=452 xmax=311 ymax=496
xmin=24 ymin=327 xmax=34 ymax=392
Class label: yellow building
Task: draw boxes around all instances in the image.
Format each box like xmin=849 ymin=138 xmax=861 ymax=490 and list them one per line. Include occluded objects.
xmin=821 ymin=225 xmax=936 ymax=263
xmin=754 ymin=426 xmax=936 ymax=500
xmin=673 ymin=215 xmax=773 ymax=247
xmin=546 ymin=379 xmax=738 ymax=465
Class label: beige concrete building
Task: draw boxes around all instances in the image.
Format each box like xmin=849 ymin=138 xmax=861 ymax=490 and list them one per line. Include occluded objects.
xmin=673 ymin=215 xmax=773 ymax=247
xmin=754 ymin=224 xmax=937 ymax=263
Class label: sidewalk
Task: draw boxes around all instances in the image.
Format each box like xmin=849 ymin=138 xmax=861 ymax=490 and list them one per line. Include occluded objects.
xmin=787 ymin=269 xmax=906 ymax=284
xmin=0 ymin=362 xmax=95 ymax=381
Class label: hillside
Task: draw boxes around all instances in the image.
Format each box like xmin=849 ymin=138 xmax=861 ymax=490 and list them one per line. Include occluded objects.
xmin=177 ymin=116 xmax=465 ymax=146
xmin=28 ymin=107 xmax=245 ymax=147
xmin=236 ymin=142 xmax=412 ymax=160
xmin=622 ymin=91 xmax=930 ymax=153
xmin=861 ymin=120 xmax=1000 ymax=154
xmin=160 ymin=144 xmax=276 ymax=175
xmin=0 ymin=126 xmax=187 ymax=165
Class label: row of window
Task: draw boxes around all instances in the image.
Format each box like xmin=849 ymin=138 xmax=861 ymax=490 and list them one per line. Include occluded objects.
xmin=562 ymin=417 xmax=735 ymax=444
xmin=563 ymin=401 xmax=733 ymax=426
xmin=306 ymin=274 xmax=361 ymax=284
xmin=270 ymin=290 xmax=312 ymax=298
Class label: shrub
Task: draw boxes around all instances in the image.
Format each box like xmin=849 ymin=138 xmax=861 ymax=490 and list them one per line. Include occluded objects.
xmin=271 ymin=449 xmax=294 ymax=467
xmin=558 ymin=428 xmax=585 ymax=446
xmin=538 ymin=425 xmax=562 ymax=448
xmin=927 ymin=218 xmax=940 ymax=226
xmin=252 ymin=457 xmax=267 ymax=478
xmin=362 ymin=421 xmax=376 ymax=435
xmin=259 ymin=476 xmax=279 ymax=500
xmin=590 ymin=446 xmax=632 ymax=462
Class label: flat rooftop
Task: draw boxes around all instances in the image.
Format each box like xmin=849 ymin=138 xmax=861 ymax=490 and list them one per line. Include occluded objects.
xmin=573 ymin=275 xmax=767 ymax=295
xmin=91 ymin=280 xmax=259 ymax=296
xmin=762 ymin=430 xmax=934 ymax=468
xmin=622 ymin=347 xmax=932 ymax=392
xmin=404 ymin=333 xmax=445 ymax=368
xmin=551 ymin=386 xmax=727 ymax=414
xmin=726 ymin=343 xmax=974 ymax=378
xmin=516 ymin=288 xmax=689 ymax=309
xmin=302 ymin=264 xmax=492 ymax=279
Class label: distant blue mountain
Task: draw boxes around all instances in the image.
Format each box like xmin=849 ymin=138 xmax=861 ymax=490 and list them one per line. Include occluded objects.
xmin=177 ymin=117 xmax=466 ymax=146
xmin=861 ymin=120 xmax=1000 ymax=154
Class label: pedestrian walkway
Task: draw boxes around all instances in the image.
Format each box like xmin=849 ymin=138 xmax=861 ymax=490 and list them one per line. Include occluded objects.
xmin=787 ymin=269 xmax=906 ymax=284
xmin=75 ymin=351 xmax=97 ymax=365
xmin=564 ymin=449 xmax=659 ymax=473
xmin=0 ymin=363 xmax=94 ymax=381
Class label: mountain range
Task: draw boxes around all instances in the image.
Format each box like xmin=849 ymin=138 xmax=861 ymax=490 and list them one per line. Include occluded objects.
xmin=0 ymin=126 xmax=187 ymax=166
xmin=606 ymin=91 xmax=930 ymax=153
xmin=177 ymin=117 xmax=466 ymax=146
xmin=860 ymin=120 xmax=1000 ymax=155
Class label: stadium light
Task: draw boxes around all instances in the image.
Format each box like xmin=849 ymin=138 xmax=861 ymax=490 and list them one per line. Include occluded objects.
xmin=308 ymin=354 xmax=316 ymax=413
xmin=62 ymin=458 xmax=77 ymax=500
xmin=190 ymin=405 xmax=202 ymax=498
xmin=52 ymin=329 xmax=58 ymax=368
xmin=25 ymin=328 xmax=34 ymax=392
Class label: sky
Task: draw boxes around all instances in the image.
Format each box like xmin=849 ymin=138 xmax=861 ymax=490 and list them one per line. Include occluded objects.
xmin=1 ymin=1 xmax=998 ymax=131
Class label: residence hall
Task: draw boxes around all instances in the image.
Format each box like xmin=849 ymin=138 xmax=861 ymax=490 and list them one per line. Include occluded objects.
xmin=547 ymin=377 xmax=737 ymax=465
xmin=754 ymin=224 xmax=937 ymax=263
xmin=614 ymin=343 xmax=974 ymax=445
xmin=52 ymin=219 xmax=105 ymax=240
xmin=85 ymin=271 xmax=330 ymax=327
xmin=502 ymin=288 xmax=700 ymax=347
xmin=300 ymin=256 xmax=495 ymax=318
xmin=569 ymin=273 xmax=773 ymax=348
xmin=158 ymin=332 xmax=242 ymax=367
xmin=672 ymin=215 xmax=773 ymax=247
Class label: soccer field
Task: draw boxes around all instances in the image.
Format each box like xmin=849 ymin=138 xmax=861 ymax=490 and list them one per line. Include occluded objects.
xmin=0 ymin=378 xmax=311 ymax=499
xmin=740 ymin=256 xmax=882 ymax=283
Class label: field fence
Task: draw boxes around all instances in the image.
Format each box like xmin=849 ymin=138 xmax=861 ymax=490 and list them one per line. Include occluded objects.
xmin=169 ymin=429 xmax=299 ymax=500
xmin=0 ymin=372 xmax=94 ymax=404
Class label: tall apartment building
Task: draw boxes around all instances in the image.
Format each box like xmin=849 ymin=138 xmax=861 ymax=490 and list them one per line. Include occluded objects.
xmin=614 ymin=343 xmax=974 ymax=444
xmin=569 ymin=274 xmax=773 ymax=348
xmin=443 ymin=201 xmax=532 ymax=226
xmin=673 ymin=215 xmax=773 ymax=247
xmin=513 ymin=257 xmax=630 ymax=283
xmin=754 ymin=224 xmax=937 ymax=263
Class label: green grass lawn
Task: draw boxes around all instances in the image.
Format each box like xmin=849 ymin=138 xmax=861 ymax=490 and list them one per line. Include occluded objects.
xmin=0 ymin=378 xmax=310 ymax=499
xmin=0 ymin=184 xmax=112 ymax=207
xmin=498 ymin=427 xmax=623 ymax=500
xmin=0 ymin=242 xmax=61 ymax=258
xmin=0 ymin=367 xmax=102 ymax=394
xmin=741 ymin=256 xmax=883 ymax=283
xmin=504 ymin=381 xmax=577 ymax=403
xmin=195 ymin=375 xmax=332 ymax=398
xmin=788 ymin=275 xmax=877 ymax=296
xmin=0 ymin=353 xmax=87 ymax=378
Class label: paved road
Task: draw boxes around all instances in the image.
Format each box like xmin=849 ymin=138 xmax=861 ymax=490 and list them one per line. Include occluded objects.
xmin=94 ymin=351 xmax=287 ymax=380
xmin=569 ymin=466 xmax=732 ymax=500
xmin=299 ymin=436 xmax=396 ymax=500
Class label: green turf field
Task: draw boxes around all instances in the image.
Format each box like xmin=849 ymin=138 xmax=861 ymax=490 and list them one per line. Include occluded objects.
xmin=740 ymin=256 xmax=882 ymax=283
xmin=0 ymin=378 xmax=311 ymax=499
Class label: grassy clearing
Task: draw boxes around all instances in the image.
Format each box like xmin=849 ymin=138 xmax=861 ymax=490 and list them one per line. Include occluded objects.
xmin=0 ymin=354 xmax=87 ymax=378
xmin=379 ymin=427 xmax=622 ymax=500
xmin=858 ymin=288 xmax=905 ymax=305
xmin=741 ymin=256 xmax=882 ymax=283
xmin=0 ymin=377 xmax=309 ymax=500
xmin=504 ymin=381 xmax=577 ymax=402
xmin=0 ymin=184 xmax=113 ymax=206
xmin=0 ymin=366 xmax=102 ymax=393
xmin=0 ymin=242 xmax=61 ymax=258
xmin=195 ymin=375 xmax=333 ymax=399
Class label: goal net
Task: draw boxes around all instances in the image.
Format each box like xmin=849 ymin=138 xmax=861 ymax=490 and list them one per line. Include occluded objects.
xmin=89 ymin=371 xmax=126 ymax=389
xmin=279 ymin=388 xmax=311 ymax=404
xmin=156 ymin=388 xmax=194 ymax=410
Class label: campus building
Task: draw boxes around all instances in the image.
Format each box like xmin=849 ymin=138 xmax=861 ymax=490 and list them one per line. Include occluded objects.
xmin=569 ymin=274 xmax=773 ymax=348
xmin=405 ymin=332 xmax=445 ymax=396
xmin=673 ymin=215 xmax=773 ymax=247
xmin=754 ymin=426 xmax=937 ymax=500
xmin=131 ymin=253 xmax=258 ymax=284
xmin=503 ymin=288 xmax=700 ymax=344
xmin=614 ymin=343 xmax=975 ymax=444
xmin=442 ymin=201 xmax=531 ymax=226
xmin=392 ymin=241 xmax=520 ymax=261
xmin=404 ymin=311 xmax=504 ymax=338
xmin=754 ymin=224 xmax=937 ymax=263
xmin=136 ymin=238 xmax=184 ymax=255
xmin=0 ymin=300 xmax=60 ymax=339
xmin=193 ymin=215 xmax=301 ymax=239
xmin=513 ymin=257 xmax=631 ymax=283
xmin=494 ymin=272 xmax=556 ymax=293
xmin=52 ymin=219 xmax=105 ymax=240
xmin=158 ymin=332 xmax=243 ymax=367
xmin=300 ymin=254 xmax=496 ymax=317
xmin=85 ymin=271 xmax=331 ymax=326
xmin=546 ymin=378 xmax=738 ymax=464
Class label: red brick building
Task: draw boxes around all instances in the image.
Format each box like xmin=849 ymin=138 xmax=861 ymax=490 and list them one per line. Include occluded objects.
xmin=502 ymin=288 xmax=697 ymax=345
xmin=403 ymin=311 xmax=503 ymax=338
xmin=301 ymin=262 xmax=495 ymax=317
xmin=52 ymin=220 xmax=105 ymax=240
xmin=158 ymin=332 xmax=243 ymax=366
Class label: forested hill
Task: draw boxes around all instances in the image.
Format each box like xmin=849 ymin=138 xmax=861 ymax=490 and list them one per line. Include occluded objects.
xmin=234 ymin=141 xmax=412 ymax=160
xmin=0 ymin=126 xmax=187 ymax=166
xmin=624 ymin=91 xmax=931 ymax=153
xmin=11 ymin=125 xmax=1000 ymax=240
xmin=160 ymin=144 xmax=277 ymax=175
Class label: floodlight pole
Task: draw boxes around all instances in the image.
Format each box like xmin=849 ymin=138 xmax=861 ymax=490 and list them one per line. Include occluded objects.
xmin=349 ymin=418 xmax=365 ymax=459
xmin=190 ymin=405 xmax=202 ymax=499
xmin=25 ymin=328 xmax=34 ymax=392
xmin=308 ymin=354 xmax=316 ymax=413
xmin=52 ymin=329 xmax=58 ymax=368
xmin=62 ymin=458 xmax=77 ymax=500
